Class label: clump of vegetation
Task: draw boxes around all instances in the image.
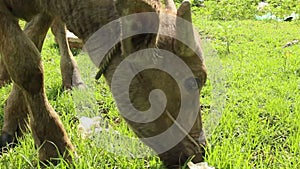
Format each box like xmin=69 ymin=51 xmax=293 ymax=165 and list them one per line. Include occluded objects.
xmin=183 ymin=0 xmax=300 ymax=20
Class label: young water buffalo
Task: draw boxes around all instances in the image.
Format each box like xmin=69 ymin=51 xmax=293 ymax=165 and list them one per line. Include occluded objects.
xmin=0 ymin=0 xmax=207 ymax=168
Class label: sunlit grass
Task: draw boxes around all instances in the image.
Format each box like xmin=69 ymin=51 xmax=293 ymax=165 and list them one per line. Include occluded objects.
xmin=0 ymin=12 xmax=300 ymax=169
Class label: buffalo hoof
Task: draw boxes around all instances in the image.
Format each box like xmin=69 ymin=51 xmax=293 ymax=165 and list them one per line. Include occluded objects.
xmin=158 ymin=140 xmax=206 ymax=169
xmin=0 ymin=131 xmax=16 ymax=154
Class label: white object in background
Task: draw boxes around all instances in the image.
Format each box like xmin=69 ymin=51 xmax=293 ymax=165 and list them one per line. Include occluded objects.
xmin=257 ymin=2 xmax=269 ymax=11
xmin=66 ymin=30 xmax=83 ymax=48
xmin=187 ymin=162 xmax=215 ymax=169
xmin=78 ymin=116 xmax=107 ymax=137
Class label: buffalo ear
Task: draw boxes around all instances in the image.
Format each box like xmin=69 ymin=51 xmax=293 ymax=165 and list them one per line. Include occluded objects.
xmin=115 ymin=0 xmax=160 ymax=56
xmin=165 ymin=0 xmax=176 ymax=12
xmin=115 ymin=0 xmax=159 ymax=15
xmin=174 ymin=0 xmax=197 ymax=57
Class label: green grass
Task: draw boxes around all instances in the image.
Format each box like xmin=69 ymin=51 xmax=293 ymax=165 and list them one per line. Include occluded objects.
xmin=198 ymin=20 xmax=300 ymax=168
xmin=1 ymin=6 xmax=300 ymax=169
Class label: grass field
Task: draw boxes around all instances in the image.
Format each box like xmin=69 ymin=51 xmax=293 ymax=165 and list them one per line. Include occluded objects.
xmin=1 ymin=1 xmax=300 ymax=169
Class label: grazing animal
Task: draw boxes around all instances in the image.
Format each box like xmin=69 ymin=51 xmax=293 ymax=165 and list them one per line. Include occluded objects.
xmin=0 ymin=0 xmax=207 ymax=168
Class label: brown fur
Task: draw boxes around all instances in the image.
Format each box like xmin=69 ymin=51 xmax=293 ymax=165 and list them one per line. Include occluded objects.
xmin=0 ymin=0 xmax=207 ymax=168
xmin=50 ymin=18 xmax=85 ymax=90
xmin=0 ymin=57 xmax=10 ymax=87
xmin=0 ymin=13 xmax=84 ymax=157
xmin=0 ymin=14 xmax=85 ymax=89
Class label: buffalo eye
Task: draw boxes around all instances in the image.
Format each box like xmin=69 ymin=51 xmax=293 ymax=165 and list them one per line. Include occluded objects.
xmin=184 ymin=77 xmax=200 ymax=92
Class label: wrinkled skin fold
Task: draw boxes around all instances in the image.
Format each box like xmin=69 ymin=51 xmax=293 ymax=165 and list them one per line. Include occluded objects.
xmin=0 ymin=0 xmax=207 ymax=168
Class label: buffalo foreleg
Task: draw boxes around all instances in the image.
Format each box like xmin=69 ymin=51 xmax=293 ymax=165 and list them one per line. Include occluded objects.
xmin=0 ymin=15 xmax=85 ymax=90
xmin=0 ymin=12 xmax=74 ymax=163
xmin=1 ymin=13 xmax=53 ymax=150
